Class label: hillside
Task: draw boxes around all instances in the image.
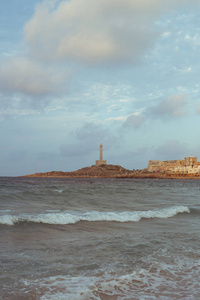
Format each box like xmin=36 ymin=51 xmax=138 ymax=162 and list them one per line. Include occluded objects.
xmin=24 ymin=164 xmax=134 ymax=178
xmin=23 ymin=164 xmax=200 ymax=179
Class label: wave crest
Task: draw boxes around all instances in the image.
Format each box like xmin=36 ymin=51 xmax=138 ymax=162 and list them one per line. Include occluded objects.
xmin=0 ymin=206 xmax=190 ymax=226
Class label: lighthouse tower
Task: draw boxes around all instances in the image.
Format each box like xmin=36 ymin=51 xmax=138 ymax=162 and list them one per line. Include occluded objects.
xmin=96 ymin=144 xmax=107 ymax=166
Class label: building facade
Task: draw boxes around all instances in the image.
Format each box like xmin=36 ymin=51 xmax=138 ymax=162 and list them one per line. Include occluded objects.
xmin=148 ymin=156 xmax=200 ymax=174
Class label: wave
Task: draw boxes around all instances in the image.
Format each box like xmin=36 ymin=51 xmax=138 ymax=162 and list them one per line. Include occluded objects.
xmin=0 ymin=206 xmax=190 ymax=226
xmin=53 ymin=189 xmax=63 ymax=193
xmin=23 ymin=250 xmax=200 ymax=300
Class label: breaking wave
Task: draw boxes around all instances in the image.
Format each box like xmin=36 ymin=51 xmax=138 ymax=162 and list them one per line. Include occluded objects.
xmin=22 ymin=249 xmax=200 ymax=300
xmin=0 ymin=206 xmax=190 ymax=226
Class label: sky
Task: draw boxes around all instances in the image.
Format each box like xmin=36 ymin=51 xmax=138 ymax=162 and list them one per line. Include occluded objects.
xmin=0 ymin=0 xmax=200 ymax=176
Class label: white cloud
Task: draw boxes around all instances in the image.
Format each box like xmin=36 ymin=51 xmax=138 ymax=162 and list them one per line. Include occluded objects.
xmin=181 ymin=67 xmax=192 ymax=73
xmin=162 ymin=31 xmax=171 ymax=38
xmin=123 ymin=113 xmax=146 ymax=129
xmin=105 ymin=112 xmax=146 ymax=128
xmin=0 ymin=57 xmax=67 ymax=96
xmin=196 ymin=106 xmax=200 ymax=114
xmin=1 ymin=0 xmax=200 ymax=101
xmin=120 ymin=99 xmax=130 ymax=103
xmin=151 ymin=94 xmax=187 ymax=118
xmin=106 ymin=115 xmax=127 ymax=122
xmin=24 ymin=0 xmax=168 ymax=65
xmin=184 ymin=34 xmax=191 ymax=40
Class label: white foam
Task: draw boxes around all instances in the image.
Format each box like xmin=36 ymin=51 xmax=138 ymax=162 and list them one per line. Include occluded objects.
xmin=22 ymin=255 xmax=200 ymax=300
xmin=45 ymin=210 xmax=61 ymax=213
xmin=0 ymin=209 xmax=11 ymax=213
xmin=0 ymin=206 xmax=190 ymax=226
xmin=0 ymin=214 xmax=18 ymax=225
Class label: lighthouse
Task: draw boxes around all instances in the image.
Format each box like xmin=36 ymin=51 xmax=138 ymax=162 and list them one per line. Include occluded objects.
xmin=96 ymin=144 xmax=107 ymax=166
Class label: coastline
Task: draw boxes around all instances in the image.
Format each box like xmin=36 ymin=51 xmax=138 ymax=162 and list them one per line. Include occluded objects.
xmin=22 ymin=164 xmax=200 ymax=179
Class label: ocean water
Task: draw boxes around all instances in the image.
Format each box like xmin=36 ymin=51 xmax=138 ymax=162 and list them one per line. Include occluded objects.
xmin=1 ymin=177 xmax=200 ymax=300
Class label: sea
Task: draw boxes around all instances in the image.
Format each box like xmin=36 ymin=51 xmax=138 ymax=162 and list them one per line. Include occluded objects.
xmin=1 ymin=176 xmax=200 ymax=300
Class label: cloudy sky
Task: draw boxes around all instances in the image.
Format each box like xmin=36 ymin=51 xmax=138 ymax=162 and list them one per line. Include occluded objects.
xmin=1 ymin=0 xmax=200 ymax=176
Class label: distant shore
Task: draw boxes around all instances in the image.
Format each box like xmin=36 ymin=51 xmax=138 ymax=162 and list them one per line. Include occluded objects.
xmin=23 ymin=164 xmax=200 ymax=179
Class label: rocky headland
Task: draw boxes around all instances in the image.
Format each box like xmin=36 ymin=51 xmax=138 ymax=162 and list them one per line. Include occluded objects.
xmin=23 ymin=164 xmax=200 ymax=179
